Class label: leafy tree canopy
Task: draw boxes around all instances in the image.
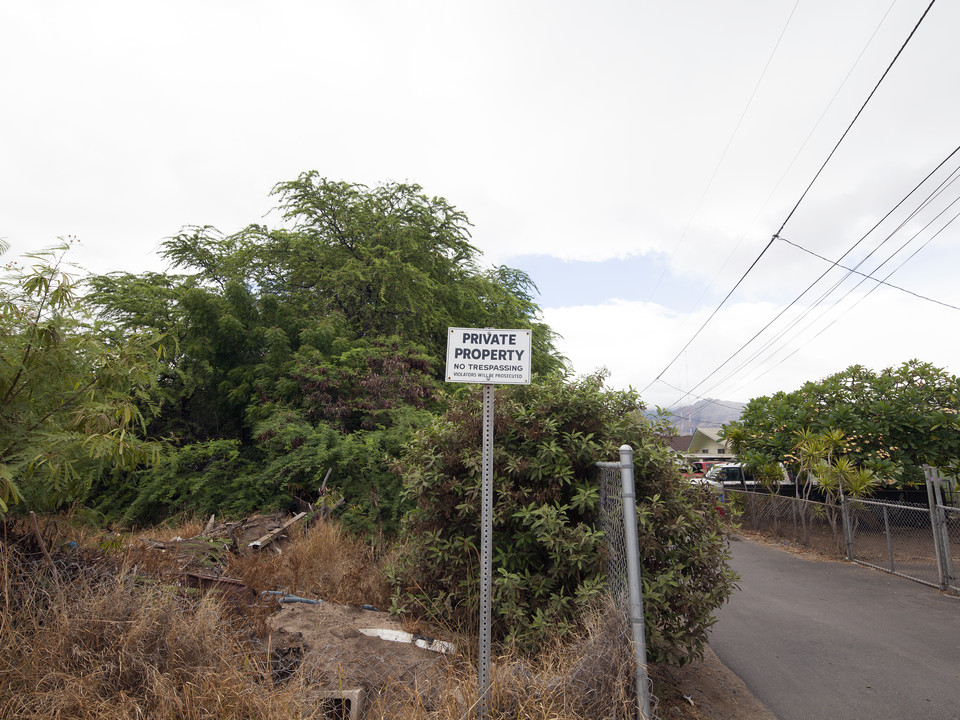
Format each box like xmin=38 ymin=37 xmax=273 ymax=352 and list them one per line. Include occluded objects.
xmin=156 ymin=173 xmax=562 ymax=373
xmin=84 ymin=175 xmax=565 ymax=527
xmin=0 ymin=242 xmax=165 ymax=515
xmin=725 ymin=360 xmax=960 ymax=488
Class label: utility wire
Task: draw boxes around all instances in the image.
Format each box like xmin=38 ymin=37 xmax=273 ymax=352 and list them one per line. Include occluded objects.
xmin=772 ymin=0 xmax=938 ymax=237
xmin=656 ymin=380 xmax=745 ymax=412
xmin=687 ymin=144 xmax=960 ymax=401
xmin=778 ymin=231 xmax=960 ymax=310
xmin=705 ymin=155 xmax=960 ymax=395
xmin=648 ymin=0 xmax=801 ymax=300
xmin=722 ymin=194 xmax=960 ymax=398
xmin=647 ymin=0 xmax=939 ymax=402
xmin=733 ymin=208 xmax=960 ymax=393
xmin=685 ymin=0 xmax=898 ymax=314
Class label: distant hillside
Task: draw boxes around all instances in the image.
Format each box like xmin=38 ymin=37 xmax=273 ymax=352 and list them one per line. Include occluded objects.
xmin=662 ymin=399 xmax=745 ymax=435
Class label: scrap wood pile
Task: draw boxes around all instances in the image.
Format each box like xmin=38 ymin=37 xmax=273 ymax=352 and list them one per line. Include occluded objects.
xmin=137 ymin=511 xmax=308 ymax=599
xmin=140 ymin=511 xmax=307 ymax=565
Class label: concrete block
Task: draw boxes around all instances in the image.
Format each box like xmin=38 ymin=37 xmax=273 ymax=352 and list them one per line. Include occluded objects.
xmin=318 ymin=687 xmax=362 ymax=720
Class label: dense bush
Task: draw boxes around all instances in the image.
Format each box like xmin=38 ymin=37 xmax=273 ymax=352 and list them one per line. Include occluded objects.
xmin=388 ymin=373 xmax=737 ymax=664
xmin=80 ymin=175 xmax=564 ymax=527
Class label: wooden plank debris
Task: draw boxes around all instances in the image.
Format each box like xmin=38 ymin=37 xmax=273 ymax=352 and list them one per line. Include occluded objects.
xmin=248 ymin=511 xmax=308 ymax=549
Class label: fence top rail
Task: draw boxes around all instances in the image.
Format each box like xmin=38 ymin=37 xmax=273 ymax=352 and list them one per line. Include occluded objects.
xmin=725 ymin=489 xmax=828 ymax=507
xmin=594 ymin=461 xmax=621 ymax=470
xmin=851 ymin=498 xmax=930 ymax=510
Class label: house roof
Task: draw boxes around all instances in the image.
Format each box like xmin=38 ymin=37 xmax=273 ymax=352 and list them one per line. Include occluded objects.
xmin=692 ymin=427 xmax=724 ymax=443
xmin=665 ymin=435 xmax=694 ymax=452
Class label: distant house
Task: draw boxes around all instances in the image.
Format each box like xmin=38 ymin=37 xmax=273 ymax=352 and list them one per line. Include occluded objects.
xmin=665 ymin=435 xmax=694 ymax=454
xmin=688 ymin=427 xmax=726 ymax=455
xmin=686 ymin=427 xmax=734 ymax=461
xmin=663 ymin=428 xmax=735 ymax=472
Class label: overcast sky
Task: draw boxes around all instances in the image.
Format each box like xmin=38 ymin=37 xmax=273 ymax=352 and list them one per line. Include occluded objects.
xmin=3 ymin=0 xmax=959 ymax=408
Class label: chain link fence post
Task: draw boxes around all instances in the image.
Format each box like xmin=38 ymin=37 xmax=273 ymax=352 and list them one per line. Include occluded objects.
xmin=596 ymin=448 xmax=654 ymax=720
xmin=841 ymin=498 xmax=854 ymax=561
xmin=617 ymin=445 xmax=651 ymax=720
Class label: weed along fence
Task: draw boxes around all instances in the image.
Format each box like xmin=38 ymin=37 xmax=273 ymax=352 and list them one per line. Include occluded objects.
xmin=726 ymin=466 xmax=959 ymax=595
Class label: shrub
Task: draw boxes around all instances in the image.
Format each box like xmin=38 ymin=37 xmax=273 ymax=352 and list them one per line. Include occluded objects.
xmin=388 ymin=373 xmax=737 ymax=664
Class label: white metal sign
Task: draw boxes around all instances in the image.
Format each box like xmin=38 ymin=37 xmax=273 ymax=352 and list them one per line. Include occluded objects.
xmin=445 ymin=327 xmax=532 ymax=385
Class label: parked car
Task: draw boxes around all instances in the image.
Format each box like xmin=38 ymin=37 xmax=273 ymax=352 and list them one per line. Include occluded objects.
xmin=702 ymin=462 xmax=791 ymax=492
xmin=689 ymin=460 xmax=723 ymax=475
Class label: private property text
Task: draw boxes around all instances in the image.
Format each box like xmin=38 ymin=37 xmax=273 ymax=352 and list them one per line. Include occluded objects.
xmin=445 ymin=327 xmax=532 ymax=385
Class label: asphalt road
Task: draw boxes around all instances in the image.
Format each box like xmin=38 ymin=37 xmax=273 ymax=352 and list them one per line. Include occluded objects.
xmin=709 ymin=538 xmax=960 ymax=720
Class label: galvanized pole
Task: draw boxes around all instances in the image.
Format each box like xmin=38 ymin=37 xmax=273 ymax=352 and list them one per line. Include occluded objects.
xmin=932 ymin=474 xmax=954 ymax=589
xmin=619 ymin=445 xmax=651 ymax=720
xmin=478 ymin=383 xmax=495 ymax=718
xmin=883 ymin=505 xmax=894 ymax=572
xmin=925 ymin=472 xmax=948 ymax=591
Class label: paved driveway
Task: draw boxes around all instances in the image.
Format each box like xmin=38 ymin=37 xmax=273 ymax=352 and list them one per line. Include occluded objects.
xmin=709 ymin=538 xmax=960 ymax=720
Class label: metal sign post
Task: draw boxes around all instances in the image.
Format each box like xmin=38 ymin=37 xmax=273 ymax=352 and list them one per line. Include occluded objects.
xmin=444 ymin=328 xmax=531 ymax=719
xmin=478 ymin=382 xmax=494 ymax=717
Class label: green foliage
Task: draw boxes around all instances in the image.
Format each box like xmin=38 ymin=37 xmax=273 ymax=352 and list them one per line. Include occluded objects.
xmin=388 ymin=373 xmax=737 ymax=664
xmin=161 ymin=174 xmax=565 ymax=377
xmin=84 ymin=174 xmax=567 ymax=527
xmin=293 ymin=337 xmax=441 ymax=432
xmin=0 ymin=243 xmax=165 ymax=515
xmin=726 ymin=361 xmax=960 ymax=489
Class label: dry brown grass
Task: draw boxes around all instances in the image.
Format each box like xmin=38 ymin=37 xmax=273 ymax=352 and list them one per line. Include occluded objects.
xmin=226 ymin=519 xmax=391 ymax=609
xmin=0 ymin=537 xmax=326 ymax=719
xmin=360 ymin=602 xmax=638 ymax=720
xmin=2 ymin=516 xmax=646 ymax=720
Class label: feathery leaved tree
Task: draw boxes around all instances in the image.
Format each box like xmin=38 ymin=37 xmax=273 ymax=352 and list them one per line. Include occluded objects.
xmin=0 ymin=242 xmax=164 ymax=514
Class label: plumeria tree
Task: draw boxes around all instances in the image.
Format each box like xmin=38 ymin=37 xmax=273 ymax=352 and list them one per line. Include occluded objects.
xmin=724 ymin=361 xmax=960 ymax=491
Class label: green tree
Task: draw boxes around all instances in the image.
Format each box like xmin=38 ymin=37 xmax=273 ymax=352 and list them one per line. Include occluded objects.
xmin=85 ymin=175 xmax=565 ymax=527
xmin=726 ymin=361 xmax=960 ymax=489
xmin=0 ymin=243 xmax=164 ymax=514
xmin=161 ymin=174 xmax=564 ymax=376
xmin=388 ymin=373 xmax=737 ymax=664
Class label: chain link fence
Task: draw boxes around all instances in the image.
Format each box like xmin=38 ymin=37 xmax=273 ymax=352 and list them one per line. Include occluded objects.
xmin=724 ymin=490 xmax=847 ymax=557
xmin=597 ymin=458 xmax=657 ymax=720
xmin=844 ymin=499 xmax=943 ymax=588
xmin=726 ymin=479 xmax=959 ymax=595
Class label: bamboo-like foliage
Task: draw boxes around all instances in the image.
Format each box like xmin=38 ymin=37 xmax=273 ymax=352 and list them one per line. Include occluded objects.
xmin=0 ymin=242 xmax=166 ymax=515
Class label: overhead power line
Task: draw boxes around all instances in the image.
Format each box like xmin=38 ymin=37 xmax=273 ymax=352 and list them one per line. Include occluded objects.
xmin=655 ymin=380 xmax=745 ymax=412
xmin=684 ymin=1 xmax=899 ymax=318
xmin=687 ymin=143 xmax=960 ymax=401
xmin=648 ymin=0 xmax=801 ymax=300
xmin=777 ymin=235 xmax=960 ymax=311
xmin=645 ymin=0 xmax=939 ymax=403
xmin=728 ymin=207 xmax=960 ymax=396
xmin=720 ymin=197 xmax=960 ymax=399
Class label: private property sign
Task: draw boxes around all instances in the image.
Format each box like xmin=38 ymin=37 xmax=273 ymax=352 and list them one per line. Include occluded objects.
xmin=445 ymin=327 xmax=532 ymax=385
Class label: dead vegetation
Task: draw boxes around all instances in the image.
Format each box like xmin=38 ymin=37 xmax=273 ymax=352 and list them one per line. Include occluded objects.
xmin=0 ymin=513 xmax=731 ymax=720
xmin=0 ymin=535 xmax=314 ymax=718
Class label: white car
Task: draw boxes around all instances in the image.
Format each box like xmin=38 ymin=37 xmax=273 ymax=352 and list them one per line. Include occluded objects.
xmin=702 ymin=462 xmax=791 ymax=491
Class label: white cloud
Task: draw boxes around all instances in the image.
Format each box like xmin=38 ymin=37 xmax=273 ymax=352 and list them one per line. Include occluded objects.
xmin=545 ymin=280 xmax=960 ymax=409
xmin=3 ymin=0 xmax=960 ymax=403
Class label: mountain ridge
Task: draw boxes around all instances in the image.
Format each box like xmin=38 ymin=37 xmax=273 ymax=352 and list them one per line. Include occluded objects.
xmin=662 ymin=398 xmax=745 ymax=436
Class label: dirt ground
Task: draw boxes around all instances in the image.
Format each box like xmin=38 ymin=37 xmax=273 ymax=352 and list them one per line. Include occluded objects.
xmin=651 ymin=646 xmax=778 ymax=720
xmin=268 ymin=599 xmax=778 ymax=720
xmin=154 ymin=513 xmax=783 ymax=719
xmin=267 ymin=601 xmax=450 ymax=684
